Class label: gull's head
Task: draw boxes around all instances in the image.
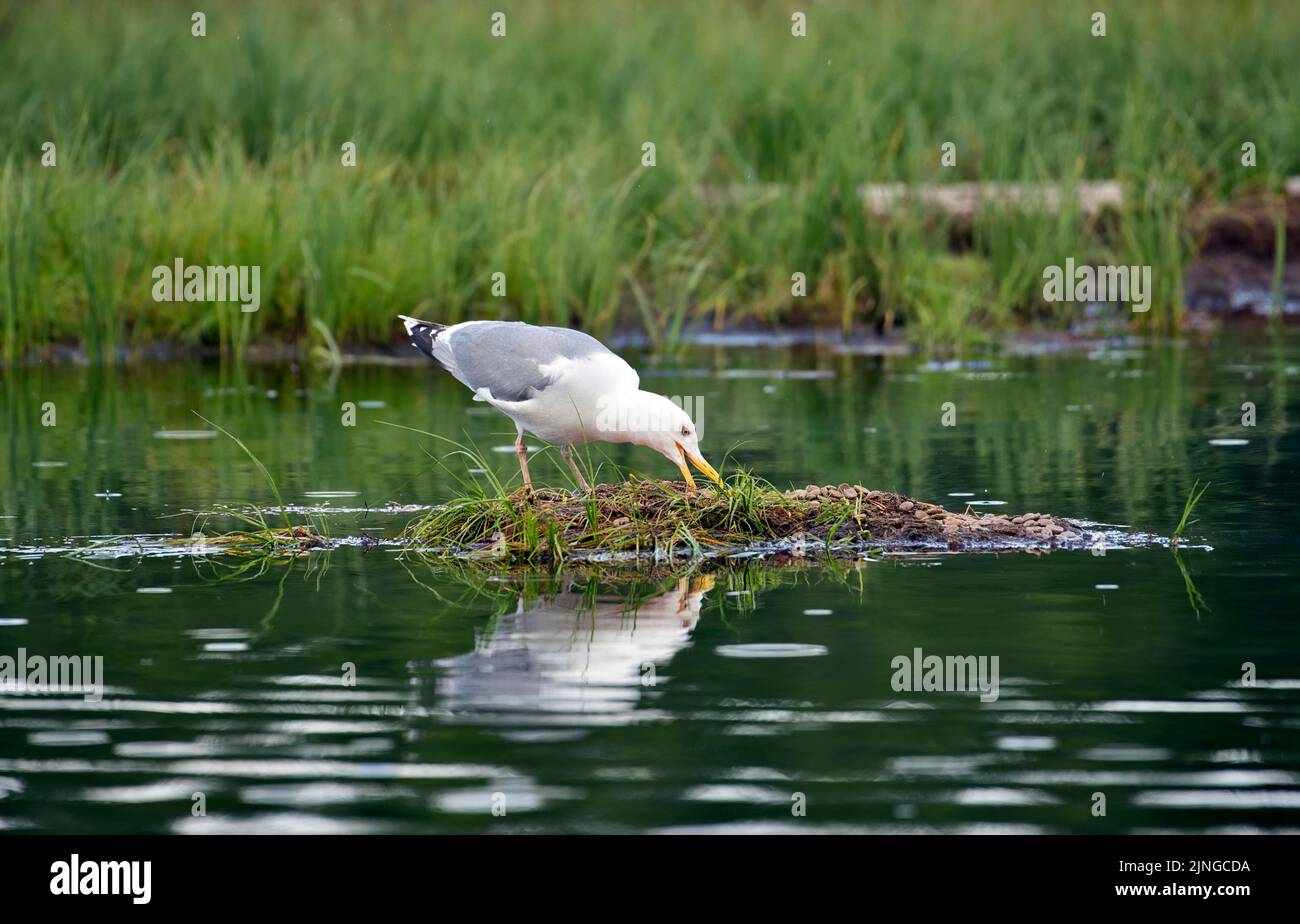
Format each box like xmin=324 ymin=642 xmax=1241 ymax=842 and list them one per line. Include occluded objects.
xmin=613 ymin=391 xmax=721 ymax=489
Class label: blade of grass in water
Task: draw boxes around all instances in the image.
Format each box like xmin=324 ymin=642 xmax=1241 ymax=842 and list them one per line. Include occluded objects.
xmin=1172 ymin=480 xmax=1211 ymax=546
xmin=193 ymin=411 xmax=293 ymax=531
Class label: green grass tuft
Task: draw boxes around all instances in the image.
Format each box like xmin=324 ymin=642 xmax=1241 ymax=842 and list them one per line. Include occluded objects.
xmin=187 ymin=414 xmax=330 ymax=554
xmin=402 ymin=472 xmax=823 ymax=560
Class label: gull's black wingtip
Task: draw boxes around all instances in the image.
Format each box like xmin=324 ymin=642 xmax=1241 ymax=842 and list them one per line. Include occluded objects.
xmin=398 ymin=315 xmax=447 ymax=364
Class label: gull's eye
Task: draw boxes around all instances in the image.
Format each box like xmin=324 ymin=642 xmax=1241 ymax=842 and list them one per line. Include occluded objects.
xmin=680 ymin=425 xmax=691 ymax=437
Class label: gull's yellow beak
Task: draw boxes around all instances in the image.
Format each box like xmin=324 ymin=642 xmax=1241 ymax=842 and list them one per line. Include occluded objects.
xmin=675 ymin=443 xmax=723 ymax=489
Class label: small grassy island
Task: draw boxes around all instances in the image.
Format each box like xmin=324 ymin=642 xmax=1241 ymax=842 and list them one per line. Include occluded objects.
xmin=402 ymin=476 xmax=1091 ymax=560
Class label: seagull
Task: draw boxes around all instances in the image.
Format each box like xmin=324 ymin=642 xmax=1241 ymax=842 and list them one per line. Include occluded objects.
xmin=399 ymin=316 xmax=721 ymax=491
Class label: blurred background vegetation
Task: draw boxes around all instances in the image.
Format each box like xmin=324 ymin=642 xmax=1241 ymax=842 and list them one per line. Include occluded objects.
xmin=1 ymin=0 xmax=1296 ymax=361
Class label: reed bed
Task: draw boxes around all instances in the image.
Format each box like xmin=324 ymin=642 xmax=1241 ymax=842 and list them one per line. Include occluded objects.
xmin=1 ymin=0 xmax=1294 ymax=361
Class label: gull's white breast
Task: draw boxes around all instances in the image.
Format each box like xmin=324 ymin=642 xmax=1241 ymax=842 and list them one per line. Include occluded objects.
xmin=492 ymin=351 xmax=639 ymax=445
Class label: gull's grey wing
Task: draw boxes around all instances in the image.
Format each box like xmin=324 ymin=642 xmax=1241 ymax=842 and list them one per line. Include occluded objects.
xmin=400 ymin=317 xmax=628 ymax=402
xmin=443 ymin=321 xmax=612 ymax=402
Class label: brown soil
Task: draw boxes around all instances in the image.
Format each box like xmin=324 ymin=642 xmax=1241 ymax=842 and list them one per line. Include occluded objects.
xmin=778 ymin=484 xmax=1089 ymax=550
xmin=1181 ymin=193 xmax=1300 ymax=317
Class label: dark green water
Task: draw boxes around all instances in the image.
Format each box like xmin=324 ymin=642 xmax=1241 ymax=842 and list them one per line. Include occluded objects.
xmin=1 ymin=332 xmax=1298 ymax=833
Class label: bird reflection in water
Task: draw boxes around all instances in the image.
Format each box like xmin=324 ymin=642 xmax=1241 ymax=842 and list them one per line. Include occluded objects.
xmin=433 ymin=575 xmax=714 ymax=725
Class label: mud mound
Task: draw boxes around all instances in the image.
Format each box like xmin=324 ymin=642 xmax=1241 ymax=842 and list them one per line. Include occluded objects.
xmin=782 ymin=484 xmax=1087 ymax=548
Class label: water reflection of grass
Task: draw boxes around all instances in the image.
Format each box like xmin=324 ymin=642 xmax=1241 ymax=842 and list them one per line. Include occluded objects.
xmin=2 ymin=1 xmax=1293 ymax=360
xmin=0 ymin=339 xmax=1286 ymax=556
xmin=397 ymin=554 xmax=860 ymax=626
xmin=1174 ymin=551 xmax=1211 ymax=621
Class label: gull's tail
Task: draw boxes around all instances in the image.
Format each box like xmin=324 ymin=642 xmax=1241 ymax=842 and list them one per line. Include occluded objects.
xmin=398 ymin=315 xmax=449 ymax=369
